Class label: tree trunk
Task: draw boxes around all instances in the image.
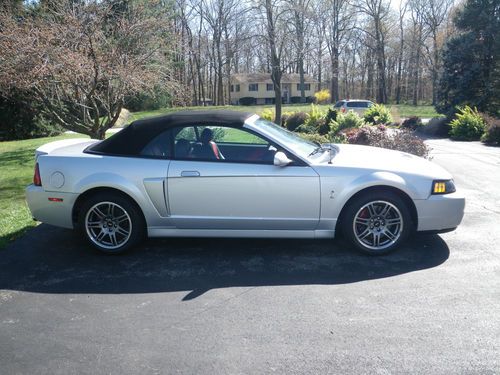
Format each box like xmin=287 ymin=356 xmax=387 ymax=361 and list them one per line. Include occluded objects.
xmin=431 ymin=32 xmax=439 ymax=105
xmin=265 ymin=0 xmax=283 ymax=125
xmin=330 ymin=49 xmax=340 ymax=102
xmin=375 ymin=17 xmax=387 ymax=103
xmin=413 ymin=45 xmax=420 ymax=106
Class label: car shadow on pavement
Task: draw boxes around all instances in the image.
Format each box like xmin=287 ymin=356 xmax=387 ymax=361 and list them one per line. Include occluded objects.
xmin=0 ymin=224 xmax=449 ymax=300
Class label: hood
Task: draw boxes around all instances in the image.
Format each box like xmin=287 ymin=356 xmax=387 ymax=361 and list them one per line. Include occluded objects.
xmin=318 ymin=144 xmax=452 ymax=180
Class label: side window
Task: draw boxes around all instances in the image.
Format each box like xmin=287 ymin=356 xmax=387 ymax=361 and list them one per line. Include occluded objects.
xmin=175 ymin=126 xmax=197 ymax=142
xmin=216 ymin=127 xmax=267 ymax=145
xmin=140 ymin=130 xmax=172 ymax=158
xmin=173 ymin=126 xmax=197 ymax=159
xmin=175 ymin=125 xmax=277 ymax=164
xmin=347 ymin=102 xmax=356 ymax=108
xmin=334 ymin=101 xmax=344 ymax=108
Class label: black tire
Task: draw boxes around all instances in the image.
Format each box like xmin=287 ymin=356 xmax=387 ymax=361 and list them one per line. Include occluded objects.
xmin=341 ymin=190 xmax=414 ymax=255
xmin=77 ymin=192 xmax=146 ymax=254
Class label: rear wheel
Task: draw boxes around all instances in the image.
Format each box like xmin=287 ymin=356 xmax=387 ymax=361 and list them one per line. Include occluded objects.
xmin=78 ymin=193 xmax=145 ymax=254
xmin=341 ymin=191 xmax=413 ymax=255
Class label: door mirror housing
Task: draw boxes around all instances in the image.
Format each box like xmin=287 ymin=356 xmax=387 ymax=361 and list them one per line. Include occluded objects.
xmin=273 ymin=151 xmax=293 ymax=167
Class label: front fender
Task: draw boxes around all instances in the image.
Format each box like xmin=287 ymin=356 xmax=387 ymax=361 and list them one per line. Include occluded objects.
xmin=341 ymin=171 xmax=420 ymax=202
xmin=318 ymin=171 xmax=423 ymax=231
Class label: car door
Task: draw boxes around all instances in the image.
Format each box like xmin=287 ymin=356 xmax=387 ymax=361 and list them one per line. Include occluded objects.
xmin=166 ymin=124 xmax=320 ymax=231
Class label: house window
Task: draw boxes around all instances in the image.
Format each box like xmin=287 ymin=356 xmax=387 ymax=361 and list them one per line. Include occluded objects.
xmin=230 ymin=85 xmax=234 ymax=92
xmin=235 ymin=84 xmax=240 ymax=92
xmin=265 ymin=98 xmax=275 ymax=104
xmin=249 ymin=83 xmax=258 ymax=92
xmin=266 ymin=83 xmax=274 ymax=91
xmin=297 ymin=83 xmax=311 ymax=91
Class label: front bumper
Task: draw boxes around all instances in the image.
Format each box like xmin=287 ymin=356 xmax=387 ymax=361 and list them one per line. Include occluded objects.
xmin=414 ymin=191 xmax=465 ymax=232
xmin=26 ymin=184 xmax=78 ymax=229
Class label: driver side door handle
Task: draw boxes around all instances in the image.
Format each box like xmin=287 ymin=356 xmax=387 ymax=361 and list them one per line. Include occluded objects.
xmin=180 ymin=171 xmax=200 ymax=177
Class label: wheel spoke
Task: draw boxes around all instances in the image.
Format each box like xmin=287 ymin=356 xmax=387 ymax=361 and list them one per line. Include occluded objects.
xmin=355 ymin=217 xmax=370 ymax=226
xmin=386 ymin=218 xmax=401 ymax=226
xmin=373 ymin=232 xmax=381 ymax=247
xmin=109 ymin=232 xmax=118 ymax=246
xmin=116 ymin=226 xmax=130 ymax=237
xmin=87 ymin=221 xmax=102 ymax=228
xmin=384 ymin=228 xmax=398 ymax=242
xmin=379 ymin=204 xmax=391 ymax=218
xmin=96 ymin=230 xmax=106 ymax=242
xmin=116 ymin=214 xmax=129 ymax=223
xmin=358 ymin=228 xmax=371 ymax=240
xmin=367 ymin=203 xmax=377 ymax=217
xmin=92 ymin=207 xmax=106 ymax=219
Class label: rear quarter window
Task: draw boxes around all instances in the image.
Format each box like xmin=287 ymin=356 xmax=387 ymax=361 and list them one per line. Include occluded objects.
xmin=140 ymin=130 xmax=172 ymax=158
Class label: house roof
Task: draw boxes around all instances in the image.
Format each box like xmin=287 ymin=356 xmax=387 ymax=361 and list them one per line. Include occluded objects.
xmin=231 ymin=73 xmax=318 ymax=84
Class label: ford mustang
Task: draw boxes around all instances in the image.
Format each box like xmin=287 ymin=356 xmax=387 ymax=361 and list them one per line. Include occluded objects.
xmin=26 ymin=110 xmax=465 ymax=255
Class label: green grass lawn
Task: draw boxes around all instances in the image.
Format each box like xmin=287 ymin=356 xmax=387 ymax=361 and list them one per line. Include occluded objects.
xmin=0 ymin=134 xmax=88 ymax=249
xmin=127 ymin=103 xmax=323 ymax=123
xmin=128 ymin=103 xmax=440 ymax=124
xmin=390 ymin=105 xmax=440 ymax=119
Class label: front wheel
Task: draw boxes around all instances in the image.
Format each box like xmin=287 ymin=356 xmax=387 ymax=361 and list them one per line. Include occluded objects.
xmin=341 ymin=191 xmax=413 ymax=255
xmin=78 ymin=193 xmax=145 ymax=254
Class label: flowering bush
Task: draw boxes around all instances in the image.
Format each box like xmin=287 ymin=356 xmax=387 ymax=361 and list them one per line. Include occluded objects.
xmin=314 ymin=89 xmax=331 ymax=104
xmin=260 ymin=108 xmax=275 ymax=122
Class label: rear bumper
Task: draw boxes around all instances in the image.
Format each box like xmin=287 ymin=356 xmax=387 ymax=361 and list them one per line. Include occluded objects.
xmin=414 ymin=191 xmax=465 ymax=232
xmin=25 ymin=185 xmax=78 ymax=229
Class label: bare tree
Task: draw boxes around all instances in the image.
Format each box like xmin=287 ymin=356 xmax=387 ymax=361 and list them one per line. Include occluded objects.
xmin=0 ymin=2 xmax=179 ymax=139
xmin=323 ymin=0 xmax=353 ymax=102
xmin=395 ymin=0 xmax=408 ymax=103
xmin=357 ymin=0 xmax=391 ymax=103
xmin=311 ymin=1 xmax=328 ymax=89
xmin=408 ymin=0 xmax=427 ymax=105
xmin=259 ymin=0 xmax=292 ymax=125
xmin=422 ymin=0 xmax=453 ymax=105
xmin=287 ymin=0 xmax=312 ymax=102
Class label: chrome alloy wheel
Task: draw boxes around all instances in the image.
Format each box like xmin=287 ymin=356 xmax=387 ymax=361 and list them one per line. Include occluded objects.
xmin=353 ymin=200 xmax=404 ymax=251
xmin=85 ymin=201 xmax=132 ymax=250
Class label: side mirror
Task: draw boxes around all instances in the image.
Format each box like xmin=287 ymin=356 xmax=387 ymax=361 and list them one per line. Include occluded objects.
xmin=273 ymin=151 xmax=292 ymax=167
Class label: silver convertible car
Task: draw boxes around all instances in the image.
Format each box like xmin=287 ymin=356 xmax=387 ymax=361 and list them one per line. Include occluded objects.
xmin=26 ymin=110 xmax=465 ymax=255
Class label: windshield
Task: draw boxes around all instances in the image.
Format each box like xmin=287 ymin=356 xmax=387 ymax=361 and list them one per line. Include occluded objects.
xmin=249 ymin=118 xmax=318 ymax=159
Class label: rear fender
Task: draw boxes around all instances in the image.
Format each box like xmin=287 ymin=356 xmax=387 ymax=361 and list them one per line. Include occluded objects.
xmin=74 ymin=173 xmax=147 ymax=209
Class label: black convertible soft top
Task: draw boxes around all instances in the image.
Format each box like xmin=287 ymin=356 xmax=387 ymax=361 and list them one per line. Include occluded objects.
xmin=86 ymin=110 xmax=254 ymax=156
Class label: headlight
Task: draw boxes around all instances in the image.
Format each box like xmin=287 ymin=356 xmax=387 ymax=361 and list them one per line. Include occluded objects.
xmin=432 ymin=180 xmax=456 ymax=195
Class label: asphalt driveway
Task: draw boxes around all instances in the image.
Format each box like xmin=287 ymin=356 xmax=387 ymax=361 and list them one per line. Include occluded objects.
xmin=1 ymin=138 xmax=499 ymax=374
